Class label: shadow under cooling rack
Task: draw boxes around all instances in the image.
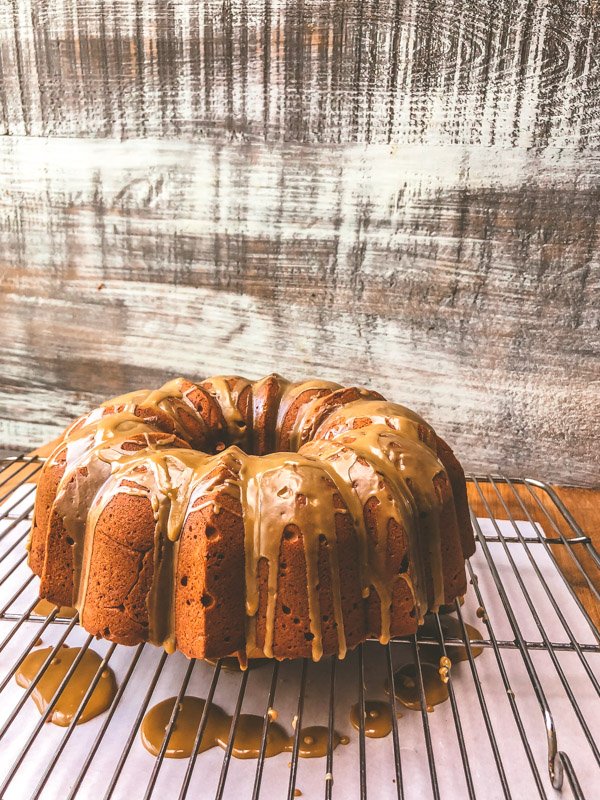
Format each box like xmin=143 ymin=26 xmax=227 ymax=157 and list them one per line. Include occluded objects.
xmin=0 ymin=454 xmax=598 ymax=799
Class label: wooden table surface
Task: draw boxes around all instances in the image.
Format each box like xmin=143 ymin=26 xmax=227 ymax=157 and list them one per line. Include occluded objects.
xmin=2 ymin=441 xmax=598 ymax=633
xmin=468 ymin=481 xmax=600 ymax=632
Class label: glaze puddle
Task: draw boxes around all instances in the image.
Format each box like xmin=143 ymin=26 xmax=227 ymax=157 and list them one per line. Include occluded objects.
xmin=141 ymin=696 xmax=349 ymax=759
xmin=16 ymin=645 xmax=116 ymax=726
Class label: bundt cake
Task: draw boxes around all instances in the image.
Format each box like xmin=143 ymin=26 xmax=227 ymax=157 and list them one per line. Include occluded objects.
xmin=28 ymin=375 xmax=475 ymax=662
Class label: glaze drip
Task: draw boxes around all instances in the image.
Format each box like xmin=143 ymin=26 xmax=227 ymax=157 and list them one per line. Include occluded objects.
xmin=201 ymin=376 xmax=252 ymax=447
xmin=239 ymin=452 xmax=359 ymax=660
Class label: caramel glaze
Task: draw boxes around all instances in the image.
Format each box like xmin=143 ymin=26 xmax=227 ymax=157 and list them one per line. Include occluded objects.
xmin=141 ymin=696 xmax=229 ymax=758
xmin=392 ymin=662 xmax=449 ymax=712
xmin=32 ymin=598 xmax=78 ymax=618
xmin=221 ymin=714 xmax=291 ymax=759
xmin=418 ymin=614 xmax=483 ymax=662
xmin=15 ymin=645 xmax=116 ymax=726
xmin=141 ymin=696 xmax=348 ymax=759
xmin=350 ymin=700 xmax=393 ymax=738
xmin=29 ymin=374 xmax=472 ymax=662
xmin=296 ymin=725 xmax=349 ymax=757
xmin=381 ymin=615 xmax=483 ymax=715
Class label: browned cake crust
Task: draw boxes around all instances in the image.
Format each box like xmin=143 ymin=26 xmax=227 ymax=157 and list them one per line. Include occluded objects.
xmin=251 ymin=374 xmax=286 ymax=456
xmin=29 ymin=458 xmax=66 ymax=577
xmin=30 ymin=375 xmax=476 ymax=662
xmin=435 ymin=435 xmax=476 ymax=559
xmin=175 ymin=472 xmax=247 ymax=659
xmin=81 ymin=489 xmax=157 ymax=645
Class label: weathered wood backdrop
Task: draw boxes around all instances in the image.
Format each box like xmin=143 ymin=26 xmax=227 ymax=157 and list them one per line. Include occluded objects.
xmin=0 ymin=0 xmax=599 ymax=485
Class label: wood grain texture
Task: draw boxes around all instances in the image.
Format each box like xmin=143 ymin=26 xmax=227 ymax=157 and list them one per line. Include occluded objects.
xmin=468 ymin=481 xmax=600 ymax=632
xmin=1 ymin=0 xmax=600 ymax=145
xmin=0 ymin=439 xmax=61 ymax=494
xmin=0 ymin=0 xmax=599 ymax=485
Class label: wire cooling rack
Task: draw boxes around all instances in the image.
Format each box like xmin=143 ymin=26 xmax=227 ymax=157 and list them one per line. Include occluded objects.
xmin=0 ymin=454 xmax=598 ymax=799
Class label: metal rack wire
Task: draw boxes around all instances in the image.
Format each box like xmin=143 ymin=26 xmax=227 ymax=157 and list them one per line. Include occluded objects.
xmin=0 ymin=454 xmax=598 ymax=799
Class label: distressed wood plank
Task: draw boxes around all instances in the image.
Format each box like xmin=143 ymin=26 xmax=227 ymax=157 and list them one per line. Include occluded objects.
xmin=0 ymin=0 xmax=599 ymax=146
xmin=0 ymin=136 xmax=598 ymax=485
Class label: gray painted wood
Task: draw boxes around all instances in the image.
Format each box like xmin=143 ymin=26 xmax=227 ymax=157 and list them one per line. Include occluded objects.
xmin=0 ymin=0 xmax=599 ymax=486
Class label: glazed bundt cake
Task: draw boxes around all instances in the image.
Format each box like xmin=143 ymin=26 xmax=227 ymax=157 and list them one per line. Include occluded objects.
xmin=28 ymin=375 xmax=475 ymax=662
